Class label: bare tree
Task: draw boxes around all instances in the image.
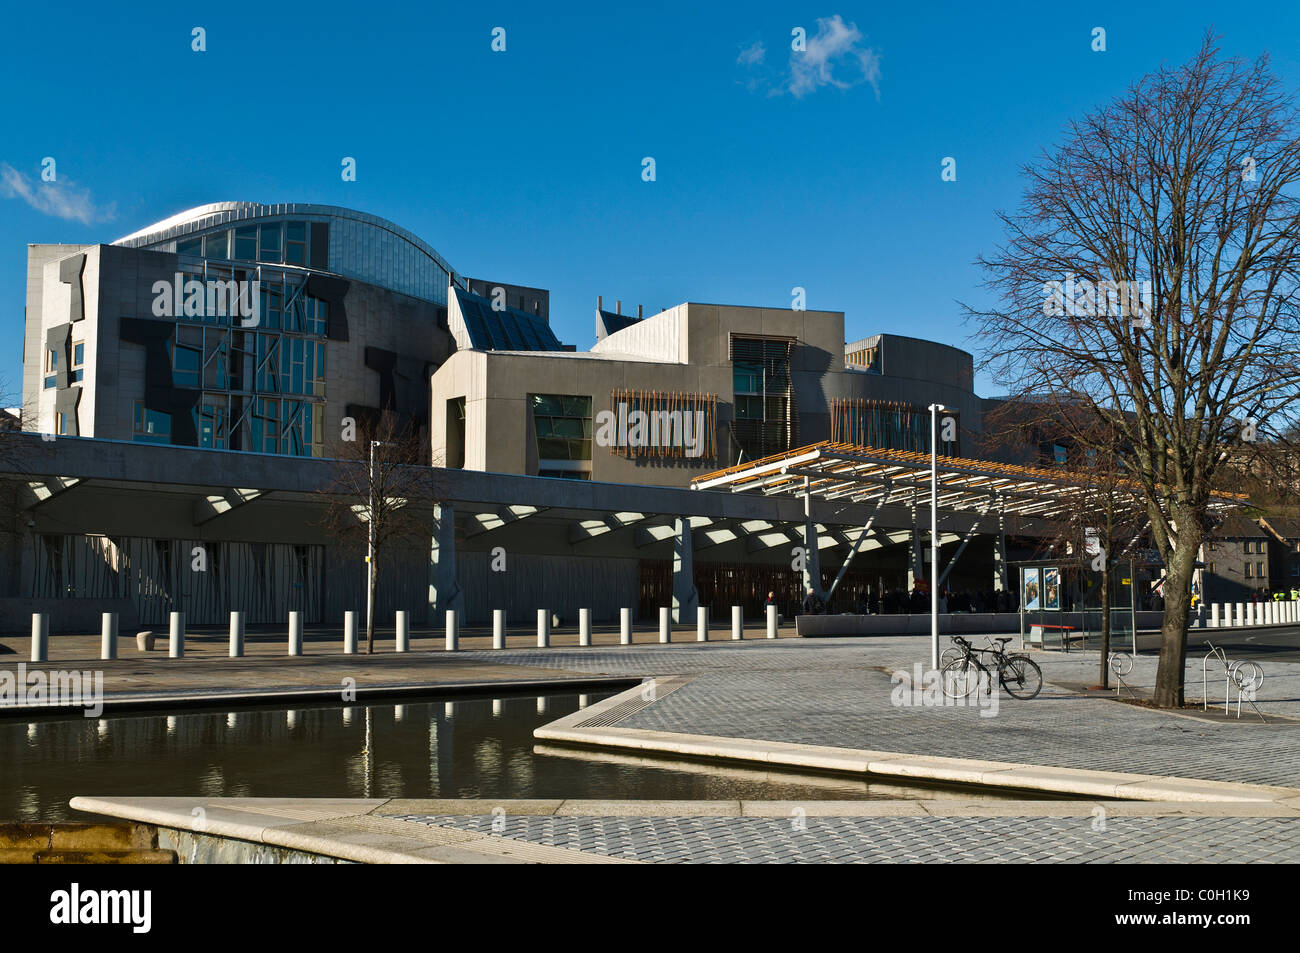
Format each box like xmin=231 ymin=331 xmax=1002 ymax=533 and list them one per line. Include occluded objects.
xmin=970 ymin=35 xmax=1300 ymax=707
xmin=316 ymin=412 xmax=442 ymax=654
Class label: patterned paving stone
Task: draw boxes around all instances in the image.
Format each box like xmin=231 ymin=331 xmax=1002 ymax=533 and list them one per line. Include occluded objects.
xmin=452 ymin=638 xmax=1300 ymax=788
xmin=388 ymin=813 xmax=1300 ymax=863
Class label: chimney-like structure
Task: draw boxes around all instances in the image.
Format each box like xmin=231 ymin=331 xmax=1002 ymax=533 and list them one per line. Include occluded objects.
xmin=637 ymin=304 xmax=643 ymax=319
xmin=616 ymin=300 xmax=622 ymax=315
xmin=597 ymin=295 xmax=603 ymax=311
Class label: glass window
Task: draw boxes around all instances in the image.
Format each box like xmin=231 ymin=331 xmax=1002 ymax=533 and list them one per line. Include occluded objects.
xmin=196 ymin=394 xmax=228 ymax=449
xmin=259 ymin=224 xmax=282 ymax=262
xmin=55 ymin=412 xmax=67 ymax=435
xmin=530 ymin=394 xmax=592 ymax=465
xmin=1245 ymin=563 xmax=1253 ymax=578
xmin=733 ymin=362 xmax=763 ymax=394
xmin=285 ymin=222 xmax=307 ymax=265
xmin=172 ymin=331 xmax=201 ymax=389
xmin=177 ymin=237 xmax=202 ymax=256
xmin=204 ymin=230 xmax=229 ymax=260
xmin=132 ymin=401 xmax=171 ymax=443
xmin=44 ymin=347 xmax=57 ymax=388
xmin=260 ymin=284 xmax=282 ymax=330
xmin=70 ymin=341 xmax=84 ymax=382
xmin=234 ymin=226 xmax=258 ymax=260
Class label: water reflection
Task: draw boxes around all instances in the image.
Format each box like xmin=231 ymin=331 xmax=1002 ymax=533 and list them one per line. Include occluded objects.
xmin=0 ymin=691 xmax=1027 ymax=823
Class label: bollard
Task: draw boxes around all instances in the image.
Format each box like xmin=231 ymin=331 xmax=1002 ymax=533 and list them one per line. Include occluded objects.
xmin=1211 ymin=603 xmax=1220 ymax=628
xmin=395 ymin=610 xmax=409 ymax=652
xmin=288 ymin=610 xmax=303 ymax=656
xmin=537 ymin=609 xmax=550 ymax=648
xmin=229 ymin=611 xmax=244 ymax=658
xmin=100 ymin=612 xmax=118 ymax=660
xmin=1236 ymin=603 xmax=1245 ymax=627
xmin=169 ymin=612 xmax=184 ymax=658
xmin=579 ymin=608 xmax=591 ymax=647
xmin=766 ymin=604 xmax=777 ymax=639
xmin=344 ymin=611 xmax=358 ymax=654
xmin=659 ymin=607 xmax=671 ymax=643
xmin=732 ymin=605 xmax=743 ymax=641
xmin=493 ymin=609 xmax=505 ymax=649
xmin=1248 ymin=603 xmax=1256 ymax=626
xmin=697 ymin=606 xmax=708 ymax=642
xmin=30 ymin=613 xmax=48 ymax=663
xmin=620 ymin=607 xmax=631 ymax=645
xmin=445 ymin=609 xmax=458 ymax=651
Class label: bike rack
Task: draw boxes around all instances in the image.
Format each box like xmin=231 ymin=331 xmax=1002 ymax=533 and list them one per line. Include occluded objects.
xmin=1109 ymin=652 xmax=1133 ymax=698
xmin=1201 ymin=642 xmax=1266 ymax=721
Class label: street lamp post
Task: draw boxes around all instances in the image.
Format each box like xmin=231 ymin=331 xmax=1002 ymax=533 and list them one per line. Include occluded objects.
xmin=366 ymin=439 xmax=390 ymax=653
xmin=928 ymin=403 xmax=948 ymax=671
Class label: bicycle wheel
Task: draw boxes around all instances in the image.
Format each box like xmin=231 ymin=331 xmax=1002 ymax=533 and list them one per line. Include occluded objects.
xmin=941 ymin=657 xmax=981 ymax=698
xmin=939 ymin=646 xmax=964 ymax=670
xmin=1000 ymin=655 xmax=1043 ymax=700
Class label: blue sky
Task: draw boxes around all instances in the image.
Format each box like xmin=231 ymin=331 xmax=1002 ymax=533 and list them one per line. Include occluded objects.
xmin=2 ymin=1 xmax=1296 ymax=398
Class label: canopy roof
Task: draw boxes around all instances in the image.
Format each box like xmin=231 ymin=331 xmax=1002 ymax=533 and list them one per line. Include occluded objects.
xmin=691 ymin=441 xmax=1245 ymax=520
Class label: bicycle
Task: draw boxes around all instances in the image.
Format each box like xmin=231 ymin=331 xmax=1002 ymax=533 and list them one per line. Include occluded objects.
xmin=940 ymin=636 xmax=1044 ymax=700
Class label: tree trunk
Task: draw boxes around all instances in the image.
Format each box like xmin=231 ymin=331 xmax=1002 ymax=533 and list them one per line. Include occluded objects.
xmin=1153 ymin=526 xmax=1201 ymax=708
xmin=367 ymin=573 xmax=376 ymax=655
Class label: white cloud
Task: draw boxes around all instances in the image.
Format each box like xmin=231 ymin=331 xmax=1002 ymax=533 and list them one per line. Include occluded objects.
xmin=789 ymin=15 xmax=881 ymax=99
xmin=0 ymin=162 xmax=116 ymax=225
xmin=737 ymin=40 xmax=766 ymax=67
xmin=739 ymin=15 xmax=881 ymax=100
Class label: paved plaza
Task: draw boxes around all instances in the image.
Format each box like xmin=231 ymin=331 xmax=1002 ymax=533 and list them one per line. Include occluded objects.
xmin=50 ymin=632 xmax=1300 ymax=862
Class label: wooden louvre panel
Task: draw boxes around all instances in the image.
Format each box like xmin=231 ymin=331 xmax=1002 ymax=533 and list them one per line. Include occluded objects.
xmin=608 ymin=388 xmax=717 ymax=459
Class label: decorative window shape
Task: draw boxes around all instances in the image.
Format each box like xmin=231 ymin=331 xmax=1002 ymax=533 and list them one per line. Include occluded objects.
xmin=531 ymin=394 xmax=592 ymax=476
xmin=44 ymin=348 xmax=58 ymax=388
xmin=172 ymin=325 xmax=203 ymax=389
xmin=71 ymin=341 xmax=85 ymax=383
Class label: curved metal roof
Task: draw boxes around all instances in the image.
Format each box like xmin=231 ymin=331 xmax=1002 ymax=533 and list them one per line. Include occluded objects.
xmin=112 ymin=201 xmax=458 ymax=281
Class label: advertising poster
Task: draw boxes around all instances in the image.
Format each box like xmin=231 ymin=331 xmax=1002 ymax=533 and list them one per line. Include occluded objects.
xmin=1044 ymin=568 xmax=1061 ymax=610
xmin=1023 ymin=568 xmax=1041 ymax=610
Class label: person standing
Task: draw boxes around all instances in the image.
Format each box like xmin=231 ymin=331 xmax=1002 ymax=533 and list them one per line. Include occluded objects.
xmin=801 ymin=586 xmax=823 ymax=615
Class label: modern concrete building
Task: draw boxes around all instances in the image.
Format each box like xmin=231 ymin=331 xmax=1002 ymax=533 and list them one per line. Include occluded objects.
xmin=23 ymin=202 xmax=550 ymax=458
xmin=432 ymin=302 xmax=980 ymax=484
xmin=8 ymin=202 xmax=1183 ymax=633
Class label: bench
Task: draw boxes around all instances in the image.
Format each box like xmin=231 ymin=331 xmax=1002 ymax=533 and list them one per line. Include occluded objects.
xmin=1026 ymin=623 xmax=1083 ymax=652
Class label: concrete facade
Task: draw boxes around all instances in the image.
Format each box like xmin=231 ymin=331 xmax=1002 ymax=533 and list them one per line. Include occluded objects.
xmin=430 ymin=303 xmax=984 ymax=486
